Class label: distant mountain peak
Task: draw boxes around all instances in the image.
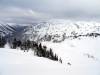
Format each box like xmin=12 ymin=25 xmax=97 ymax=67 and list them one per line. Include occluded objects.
xmin=0 ymin=20 xmax=100 ymax=42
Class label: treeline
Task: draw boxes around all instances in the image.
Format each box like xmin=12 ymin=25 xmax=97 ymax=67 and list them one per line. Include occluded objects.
xmin=67 ymin=32 xmax=100 ymax=39
xmin=0 ymin=36 xmax=62 ymax=63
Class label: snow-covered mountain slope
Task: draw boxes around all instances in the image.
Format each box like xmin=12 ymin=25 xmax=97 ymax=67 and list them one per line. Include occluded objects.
xmin=0 ymin=48 xmax=65 ymax=75
xmin=23 ymin=20 xmax=100 ymax=42
xmin=0 ymin=37 xmax=100 ymax=75
xmin=1 ymin=20 xmax=100 ymax=42
xmin=0 ymin=20 xmax=100 ymax=75
xmin=0 ymin=23 xmax=16 ymax=36
xmin=42 ymin=37 xmax=100 ymax=75
xmin=0 ymin=23 xmax=28 ymax=40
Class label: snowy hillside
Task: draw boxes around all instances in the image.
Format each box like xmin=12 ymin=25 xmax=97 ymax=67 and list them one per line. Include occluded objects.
xmin=0 ymin=37 xmax=100 ymax=75
xmin=0 ymin=48 xmax=65 ymax=75
xmin=0 ymin=23 xmax=29 ymax=40
xmin=0 ymin=23 xmax=16 ymax=37
xmin=0 ymin=20 xmax=100 ymax=75
xmin=42 ymin=37 xmax=100 ymax=75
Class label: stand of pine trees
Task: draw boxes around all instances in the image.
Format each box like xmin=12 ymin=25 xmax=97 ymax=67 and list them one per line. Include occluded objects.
xmin=0 ymin=35 xmax=6 ymax=48
xmin=0 ymin=36 xmax=62 ymax=63
xmin=11 ymin=38 xmax=59 ymax=61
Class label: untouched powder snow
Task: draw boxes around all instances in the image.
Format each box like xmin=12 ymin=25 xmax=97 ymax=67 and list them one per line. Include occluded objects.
xmin=0 ymin=48 xmax=66 ymax=75
xmin=42 ymin=37 xmax=100 ymax=75
xmin=0 ymin=37 xmax=100 ymax=75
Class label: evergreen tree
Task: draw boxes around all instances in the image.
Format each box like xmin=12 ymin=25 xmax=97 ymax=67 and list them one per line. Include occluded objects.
xmin=49 ymin=48 xmax=53 ymax=59
xmin=0 ymin=36 xmax=6 ymax=48
xmin=12 ymin=38 xmax=17 ymax=49
xmin=59 ymin=57 xmax=62 ymax=63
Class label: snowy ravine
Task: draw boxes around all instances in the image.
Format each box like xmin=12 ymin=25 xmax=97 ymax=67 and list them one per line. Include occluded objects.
xmin=0 ymin=37 xmax=100 ymax=75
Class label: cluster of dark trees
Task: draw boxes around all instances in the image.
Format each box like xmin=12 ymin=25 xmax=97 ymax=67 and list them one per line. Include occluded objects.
xmin=0 ymin=35 xmax=6 ymax=48
xmin=67 ymin=32 xmax=100 ymax=39
xmin=10 ymin=38 xmax=59 ymax=61
xmin=0 ymin=36 xmax=62 ymax=63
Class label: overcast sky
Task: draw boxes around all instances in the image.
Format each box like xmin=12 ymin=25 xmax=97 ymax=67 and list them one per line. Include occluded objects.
xmin=0 ymin=0 xmax=100 ymax=23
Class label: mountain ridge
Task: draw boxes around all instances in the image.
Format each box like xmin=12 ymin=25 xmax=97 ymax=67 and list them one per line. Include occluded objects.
xmin=0 ymin=20 xmax=100 ymax=42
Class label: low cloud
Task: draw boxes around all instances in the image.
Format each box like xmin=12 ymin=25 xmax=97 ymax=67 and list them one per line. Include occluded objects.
xmin=0 ymin=7 xmax=52 ymax=23
xmin=0 ymin=0 xmax=100 ymax=23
